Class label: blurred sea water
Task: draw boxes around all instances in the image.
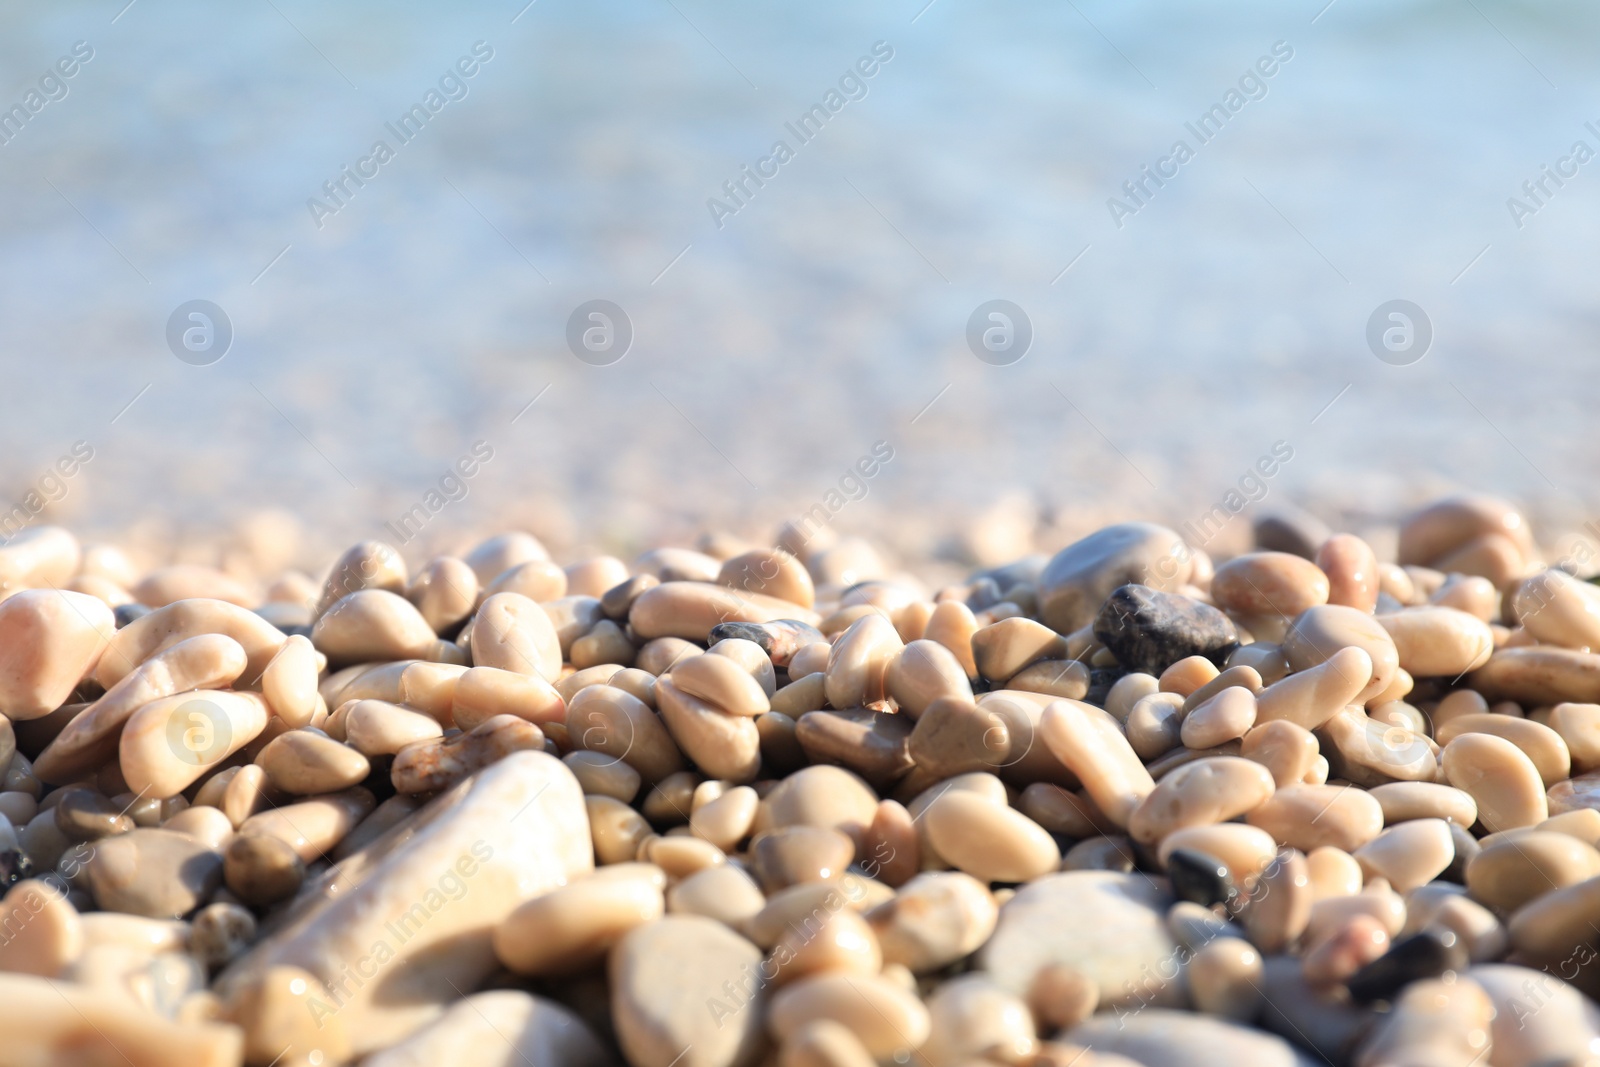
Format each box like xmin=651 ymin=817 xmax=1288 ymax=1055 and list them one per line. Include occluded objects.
xmin=0 ymin=0 xmax=1598 ymax=571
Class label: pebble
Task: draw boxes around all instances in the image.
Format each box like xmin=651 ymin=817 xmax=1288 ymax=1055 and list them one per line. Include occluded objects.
xmin=484 ymin=558 xmax=568 ymax=603
xmin=1027 ymin=962 xmax=1100 ymax=1030
xmin=822 ymin=613 xmax=902 ymax=709
xmin=1378 ymin=606 xmax=1495 ymax=678
xmin=1549 ymin=701 xmax=1600 ymax=773
xmin=220 ymin=751 xmax=590 ymax=1057
xmin=1166 ymin=848 xmax=1237 ymax=907
xmin=564 ymin=749 xmax=642 ymax=802
xmin=1160 ymin=654 xmax=1220 ymax=695
xmin=1126 ymin=691 xmax=1184 ymax=760
xmin=1317 ymin=534 xmax=1381 ymax=612
xmin=1007 ymin=658 xmax=1091 ymax=700
xmin=391 ymin=713 xmax=545 ymax=794
xmin=750 ymin=825 xmax=853 ymax=892
xmin=768 ymin=972 xmax=931 ymax=1060
xmin=689 ymin=785 xmax=759 ymax=852
xmin=1353 ymin=818 xmax=1455 ymax=892
xmin=1239 ymin=719 xmax=1320 ymax=787
xmin=495 ymin=870 xmax=664 ymax=976
xmin=1283 ymin=605 xmax=1400 ymax=703
xmin=1127 ymin=756 xmax=1276 ymax=846
xmin=1548 ymin=768 xmax=1600 ymax=816
xmin=1301 ymin=912 xmax=1390 ymax=986
xmin=884 ymin=640 xmax=974 ymax=719
xmin=1246 ymin=784 xmax=1384 ymax=852
xmin=1036 ymin=522 xmax=1191 ymax=633
xmin=1465 ymin=831 xmax=1600 ymax=912
xmin=254 ymin=728 xmax=370 ymax=794
xmin=1038 ymin=700 xmax=1154 ymax=829
xmin=921 ymin=973 xmax=1036 ymax=1067
xmin=794 ymin=709 xmax=912 ymax=788
xmin=313 ymin=589 xmax=441 ymax=666
xmin=0 ymin=878 xmax=82 ymax=977
xmin=1471 ymin=962 xmax=1600 ymax=1066
xmin=1436 ymin=712 xmax=1571 ymax=786
xmin=1211 ymin=551 xmax=1331 ymax=617
xmin=658 ymin=676 xmax=762 ymax=784
xmin=1188 ymin=936 xmax=1264 ymax=1020
xmin=463 ymin=531 xmax=550 ymax=584
xmin=567 ymin=683 xmax=684 ymax=786
xmin=189 ymin=902 xmax=256 ymax=969
xmin=1254 ymin=645 xmax=1372 ymax=731
xmin=1354 ymin=975 xmax=1493 ymax=1066
xmin=406 ymin=555 xmax=480 ymax=634
xmin=0 ymin=589 xmax=115 ymax=721
xmin=979 ymin=871 xmax=1179 ymax=1009
xmin=1442 ymin=732 xmax=1548 ymax=833
xmin=1368 ymin=782 xmax=1478 ymax=827
xmin=779 ymin=1019 xmax=877 ymax=1067
xmin=365 ymin=990 xmax=610 ymax=1067
xmin=1181 ymin=686 xmax=1257 ymax=749
xmin=971 ymin=617 xmax=1069 ymax=683
xmin=907 ymin=696 xmax=1010 ymax=778
xmin=1398 ymin=494 xmax=1532 ymax=582
xmin=758 ymin=765 xmax=880 ymax=846
xmin=1468 ymin=646 xmax=1600 ymax=705
xmin=923 ymin=790 xmax=1059 ymax=883
xmin=868 ymin=871 xmax=997 ymax=973
xmin=85 ymin=828 xmax=222 ymax=919
xmin=667 ymin=863 xmax=766 ymax=927
xmin=119 ymin=690 xmax=269 ymax=799
xmin=630 ymin=581 xmax=818 ymax=643
xmin=1318 ymin=706 xmax=1439 ymax=787
xmin=344 ymin=698 xmax=444 ymax=756
xmin=1346 ymin=928 xmax=1468 ymax=1004
xmin=0 ymin=970 xmax=243 ymax=1067
xmin=611 ymin=915 xmax=766 ymax=1067
xmin=1094 ymin=585 xmax=1237 ymax=675
xmin=589 ymin=795 xmax=654 ymax=865
xmin=1105 ymin=671 xmax=1160 ymax=721
xmin=1514 ymin=567 xmax=1600 ymax=650
xmin=471 ymin=591 xmax=564 ymax=682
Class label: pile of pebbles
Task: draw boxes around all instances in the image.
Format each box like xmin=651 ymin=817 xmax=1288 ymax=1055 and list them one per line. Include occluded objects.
xmin=3 ymin=494 xmax=1600 ymax=1066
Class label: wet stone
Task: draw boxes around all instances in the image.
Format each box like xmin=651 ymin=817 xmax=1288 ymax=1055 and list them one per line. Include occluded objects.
xmin=1345 ymin=928 xmax=1468 ymax=1005
xmin=1093 ymin=585 xmax=1238 ymax=676
xmin=1166 ymin=848 xmax=1238 ymax=909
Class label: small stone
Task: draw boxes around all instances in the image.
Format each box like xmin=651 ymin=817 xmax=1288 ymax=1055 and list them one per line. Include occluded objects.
xmin=907 ymin=697 xmax=1009 ymax=779
xmin=1069 ymin=1007 xmax=1321 ymax=1067
xmin=1254 ymin=509 xmax=1331 ymax=560
xmin=1037 ymin=523 xmax=1192 ymax=633
xmin=795 ymin=710 xmax=913 ymax=789
xmin=84 ymin=828 xmax=222 ymax=919
xmin=868 ymin=871 xmax=997 ymax=974
xmin=611 ymin=915 xmax=766 ymax=1067
xmin=1094 ymin=585 xmax=1238 ymax=676
xmin=1166 ymin=847 xmax=1237 ymax=908
xmin=1346 ymin=929 xmax=1468 ymax=1004
xmin=189 ymin=902 xmax=256 ymax=969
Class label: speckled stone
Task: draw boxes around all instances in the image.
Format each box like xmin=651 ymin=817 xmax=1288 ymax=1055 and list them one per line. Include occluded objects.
xmin=1094 ymin=585 xmax=1238 ymax=675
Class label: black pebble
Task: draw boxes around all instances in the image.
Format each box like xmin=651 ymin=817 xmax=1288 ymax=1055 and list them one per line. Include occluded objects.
xmin=1346 ymin=929 xmax=1468 ymax=1004
xmin=0 ymin=849 xmax=34 ymax=889
xmin=1165 ymin=847 xmax=1237 ymax=908
xmin=1093 ymin=584 xmax=1239 ymax=675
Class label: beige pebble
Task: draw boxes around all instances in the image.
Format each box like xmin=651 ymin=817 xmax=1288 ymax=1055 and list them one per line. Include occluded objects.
xmin=769 ymin=972 xmax=931 ymax=1060
xmin=1378 ymin=606 xmax=1495 ymax=678
xmin=1039 ymin=700 xmax=1154 ymax=829
xmin=344 ymin=698 xmax=444 ymax=756
xmin=0 ymin=878 xmax=82 ymax=977
xmin=463 ymin=531 xmax=549 ymax=584
xmin=1125 ymin=692 xmax=1183 ymax=761
xmin=315 ymin=540 xmax=406 ymax=616
xmin=484 ymin=558 xmax=568 ymax=604
xmin=540 ymin=595 xmax=605 ymax=659
xmin=1239 ymin=719 xmax=1320 ymax=788
xmin=119 ymin=690 xmax=268 ymax=799
xmin=718 ymin=548 xmax=815 ymax=609
xmin=1188 ymin=936 xmax=1264 ymax=1020
xmin=34 ymin=633 xmax=249 ymax=785
xmin=885 ymin=640 xmax=975 ymax=719
xmin=1442 ymin=732 xmax=1547 ymax=833
xmin=471 ymin=591 xmax=564 ymax=682
xmin=1513 ymin=567 xmax=1600 ymax=650
xmin=563 ymin=750 xmax=642 ymax=802
xmin=668 ymin=863 xmax=765 ymax=927
xmin=630 ymin=581 xmax=817 ymax=644
xmin=1158 ymin=655 xmax=1219 ymax=696
xmin=1437 ymin=712 xmax=1571 ymax=787
xmin=406 ymin=555 xmax=480 ymax=634
xmin=758 ymin=765 xmax=880 ymax=847
xmin=971 ymin=617 xmax=1069 ymax=684
xmin=588 ymin=795 xmax=654 ymax=865
xmin=1182 ymin=665 xmax=1265 ymax=713
xmin=364 ymin=989 xmax=608 ymax=1067
xmin=1284 ymin=605 xmax=1399 ymax=703
xmin=0 ymin=590 xmax=115 ymax=722
xmin=823 ymin=613 xmax=903 ymax=709
xmin=1305 ymin=845 xmax=1364 ymax=900
xmin=1027 ymin=963 xmax=1099 ymax=1031
xmin=0 ymin=970 xmax=242 ymax=1067
xmin=868 ymin=870 xmax=996 ymax=973
xmin=1017 ymin=783 xmax=1098 ymax=839
xmin=570 ymin=619 xmax=636 ymax=669
xmin=1127 ymin=756 xmax=1275 ymax=846
xmin=752 ymin=825 xmax=855 ymax=892
xmin=1254 ymin=646 xmax=1372 ymax=731
xmin=1466 ymin=831 xmax=1600 ymax=913
xmin=658 ymin=677 xmax=761 ymax=784
xmin=1355 ymin=975 xmax=1494 ymax=1067
xmin=1318 ymin=706 xmax=1439 ymax=786
xmin=235 ymin=786 xmax=374 ymax=861
xmin=921 ymin=974 xmax=1035 ymax=1067
xmin=671 ymin=654 xmax=770 ymax=717
xmin=924 ymin=600 xmax=980 ymax=679
xmin=1368 ymin=782 xmax=1478 ymax=827
xmin=161 ymin=805 xmax=234 ymax=850
xmin=391 ymin=714 xmax=545 ymax=794
xmin=745 ymin=877 xmax=893 ymax=949
xmin=1430 ymin=574 xmax=1499 ymax=621
xmin=1181 ymin=686 xmax=1257 ymax=750
xmin=770 ymin=907 xmax=883 ymax=987
xmin=1301 ymin=912 xmax=1389 ymax=986
xmin=86 ymin=828 xmax=222 ymax=918
xmin=1239 ymin=849 xmax=1313 ymax=954
xmin=779 ymin=1019 xmax=876 ymax=1067
xmin=1316 ymin=534 xmax=1381 ymax=612
xmin=1306 ymin=880 xmax=1408 ymax=944
xmin=1468 ymin=646 xmax=1600 ymax=706
xmin=1353 ymin=818 xmax=1454 ymax=892
xmin=219 ymin=763 xmax=272 ymax=829
xmin=494 ymin=871 xmax=664 ymax=975
xmin=1211 ymin=552 xmax=1330 ymax=617
xmin=455 ymin=665 xmax=566 ymax=730
xmin=259 ymin=634 xmax=319 ymax=729
xmin=1158 ymin=823 xmax=1278 ymax=890
xmin=691 ymin=785 xmax=759 ymax=852
xmin=1246 ymin=784 xmax=1383 ymax=853
xmin=638 ymin=835 xmax=727 ymax=881
xmin=1404 ymin=889 xmax=1507 ymax=962
xmin=907 ymin=696 xmax=1010 ymax=779
xmin=1105 ymin=672 xmax=1160 ymax=722
xmin=707 ymin=638 xmax=778 ymax=697
xmin=567 ymin=683 xmax=684 ymax=785
xmin=313 ymin=589 xmax=442 ymax=666
xmin=924 ymin=791 xmax=1059 ymax=883
xmin=255 ymin=729 xmax=369 ymax=794
xmin=96 ymin=600 xmax=284 ymax=695
xmin=1508 ymin=869 xmax=1600 ymax=961
xmin=1548 ymin=701 xmax=1600 ymax=774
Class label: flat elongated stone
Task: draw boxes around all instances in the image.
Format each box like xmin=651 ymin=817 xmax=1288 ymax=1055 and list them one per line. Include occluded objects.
xmin=1069 ymin=1007 xmax=1321 ymax=1067
xmin=217 ymin=751 xmax=591 ymax=1058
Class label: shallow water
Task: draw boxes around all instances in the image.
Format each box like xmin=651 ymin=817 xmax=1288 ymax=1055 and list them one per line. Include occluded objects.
xmin=0 ymin=0 xmax=1597 ymax=568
